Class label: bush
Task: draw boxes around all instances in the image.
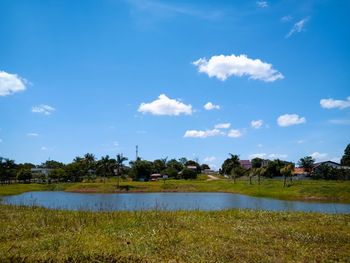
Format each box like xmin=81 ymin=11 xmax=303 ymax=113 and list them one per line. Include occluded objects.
xmin=313 ymin=164 xmax=350 ymax=180
xmin=16 ymin=169 xmax=32 ymax=182
xmin=181 ymin=168 xmax=197 ymax=180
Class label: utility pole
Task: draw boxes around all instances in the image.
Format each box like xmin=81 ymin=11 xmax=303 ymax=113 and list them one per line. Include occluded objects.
xmin=136 ymin=145 xmax=139 ymax=160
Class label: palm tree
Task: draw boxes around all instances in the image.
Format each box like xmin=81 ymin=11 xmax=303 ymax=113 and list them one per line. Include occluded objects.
xmin=115 ymin=154 xmax=128 ymax=188
xmin=280 ymin=164 xmax=294 ymax=187
xmin=99 ymin=155 xmax=111 ymax=183
xmin=84 ymin=153 xmax=96 ymax=177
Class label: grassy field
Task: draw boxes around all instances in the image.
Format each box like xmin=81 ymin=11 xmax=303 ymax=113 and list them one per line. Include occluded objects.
xmin=1 ymin=177 xmax=350 ymax=202
xmin=64 ymin=177 xmax=350 ymax=203
xmin=0 ymin=204 xmax=349 ymax=262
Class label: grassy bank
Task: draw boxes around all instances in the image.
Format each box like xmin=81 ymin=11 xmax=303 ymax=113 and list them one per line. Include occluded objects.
xmin=0 ymin=205 xmax=349 ymax=262
xmin=1 ymin=178 xmax=350 ymax=203
xmin=64 ymin=178 xmax=350 ymax=203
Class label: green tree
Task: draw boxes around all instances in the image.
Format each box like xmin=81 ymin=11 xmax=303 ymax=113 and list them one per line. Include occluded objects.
xmin=16 ymin=168 xmax=32 ymax=183
xmin=49 ymin=168 xmax=67 ymax=182
xmin=181 ymin=168 xmax=197 ymax=180
xmin=115 ymin=154 xmax=128 ymax=188
xmin=185 ymin=160 xmax=201 ymax=173
xmin=251 ymin=158 xmax=263 ymax=169
xmin=280 ymin=164 xmax=294 ymax=187
xmin=153 ymin=159 xmax=167 ymax=173
xmin=129 ymin=159 xmax=153 ymax=181
xmin=340 ymin=144 xmax=350 ymax=166
xmin=298 ymin=156 xmax=315 ymax=174
xmin=200 ymin=164 xmax=210 ymax=171
xmin=0 ymin=157 xmax=16 ymax=184
xmin=167 ymin=159 xmax=183 ymax=174
xmin=220 ymin=154 xmax=240 ymax=176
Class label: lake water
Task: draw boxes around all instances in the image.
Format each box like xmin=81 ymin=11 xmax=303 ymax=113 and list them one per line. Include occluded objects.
xmin=1 ymin=191 xmax=350 ymax=214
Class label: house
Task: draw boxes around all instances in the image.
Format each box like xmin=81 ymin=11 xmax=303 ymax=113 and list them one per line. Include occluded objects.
xmin=240 ymin=160 xmax=252 ymax=170
xmin=203 ymin=169 xmax=216 ymax=174
xmin=30 ymin=168 xmax=52 ymax=176
xmin=186 ymin=165 xmax=197 ymax=171
xmin=293 ymin=167 xmax=307 ymax=175
xmin=150 ymin=173 xmax=162 ymax=181
xmin=313 ymin=161 xmax=342 ymax=169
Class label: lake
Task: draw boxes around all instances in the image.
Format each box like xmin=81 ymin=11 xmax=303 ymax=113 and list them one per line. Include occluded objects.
xmin=1 ymin=191 xmax=350 ymax=214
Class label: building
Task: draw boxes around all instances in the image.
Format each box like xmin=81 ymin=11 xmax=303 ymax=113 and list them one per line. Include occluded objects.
xmin=203 ymin=169 xmax=216 ymax=174
xmin=240 ymin=160 xmax=252 ymax=170
xmin=313 ymin=161 xmax=342 ymax=169
xmin=150 ymin=173 xmax=162 ymax=181
xmin=293 ymin=167 xmax=307 ymax=175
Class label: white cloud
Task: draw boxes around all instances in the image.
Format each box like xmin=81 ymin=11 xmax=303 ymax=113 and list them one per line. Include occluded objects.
xmin=277 ymin=114 xmax=306 ymax=127
xmin=297 ymin=139 xmax=305 ymax=144
xmin=32 ymin=104 xmax=55 ymax=115
xmin=27 ymin=133 xmax=39 ymax=137
xmin=256 ymin=1 xmax=268 ymax=8
xmin=184 ymin=129 xmax=223 ymax=138
xmin=214 ymin=123 xmax=231 ymax=129
xmin=286 ymin=18 xmax=309 ymax=38
xmin=257 ymin=143 xmax=263 ymax=148
xmin=268 ymin=153 xmax=287 ymax=159
xmin=41 ymin=146 xmax=47 ymax=151
xmin=330 ymin=157 xmax=340 ymax=163
xmin=204 ymin=102 xmax=220 ymax=110
xmin=281 ymin=15 xmax=292 ymax=22
xmin=0 ymin=71 xmax=27 ymax=96
xmin=112 ymin=141 xmax=119 ymax=147
xmin=138 ymin=94 xmax=192 ymax=116
xmin=192 ymin=54 xmax=283 ymax=82
xmin=227 ymin=129 xmax=242 ymax=138
xmin=251 ymin=119 xmax=263 ymax=129
xmin=311 ymin=152 xmax=328 ymax=162
xmin=249 ymin=153 xmax=266 ymax=159
xmin=329 ymin=119 xmax=350 ymax=125
xmin=203 ymin=156 xmax=216 ymax=163
xmin=320 ymin=97 xmax=350 ymax=109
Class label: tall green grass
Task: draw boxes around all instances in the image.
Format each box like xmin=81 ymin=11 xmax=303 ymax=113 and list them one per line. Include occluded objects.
xmin=0 ymin=205 xmax=349 ymax=262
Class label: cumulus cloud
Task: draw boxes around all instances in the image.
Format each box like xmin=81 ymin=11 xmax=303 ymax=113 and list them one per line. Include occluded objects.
xmin=0 ymin=71 xmax=27 ymax=96
xmin=204 ymin=102 xmax=220 ymax=110
xmin=286 ymin=18 xmax=309 ymax=38
xmin=192 ymin=54 xmax=283 ymax=82
xmin=184 ymin=129 xmax=223 ymax=138
xmin=203 ymin=156 xmax=216 ymax=163
xmin=277 ymin=114 xmax=306 ymax=127
xmin=138 ymin=94 xmax=192 ymax=116
xmin=320 ymin=97 xmax=350 ymax=109
xmin=256 ymin=1 xmax=268 ymax=8
xmin=214 ymin=123 xmax=231 ymax=129
xmin=251 ymin=119 xmax=263 ymax=129
xmin=227 ymin=129 xmax=242 ymax=138
xmin=281 ymin=15 xmax=292 ymax=22
xmin=32 ymin=104 xmax=55 ymax=115
xmin=268 ymin=153 xmax=287 ymax=159
xmin=26 ymin=133 xmax=39 ymax=137
xmin=311 ymin=152 xmax=328 ymax=161
xmin=249 ymin=153 xmax=266 ymax=159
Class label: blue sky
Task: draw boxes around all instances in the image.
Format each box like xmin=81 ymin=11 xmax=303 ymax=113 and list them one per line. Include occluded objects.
xmin=1 ymin=0 xmax=349 ymax=168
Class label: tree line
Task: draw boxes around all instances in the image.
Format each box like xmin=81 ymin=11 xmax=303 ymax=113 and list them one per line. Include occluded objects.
xmin=1 ymin=144 xmax=349 ymax=184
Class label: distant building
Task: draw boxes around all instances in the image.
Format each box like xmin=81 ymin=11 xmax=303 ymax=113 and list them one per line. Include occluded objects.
xmin=240 ymin=160 xmax=252 ymax=170
xmin=293 ymin=167 xmax=307 ymax=175
xmin=313 ymin=161 xmax=342 ymax=169
xmin=150 ymin=173 xmax=162 ymax=181
xmin=31 ymin=168 xmax=52 ymax=176
xmin=203 ymin=169 xmax=216 ymax=174
xmin=186 ymin=165 xmax=197 ymax=171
